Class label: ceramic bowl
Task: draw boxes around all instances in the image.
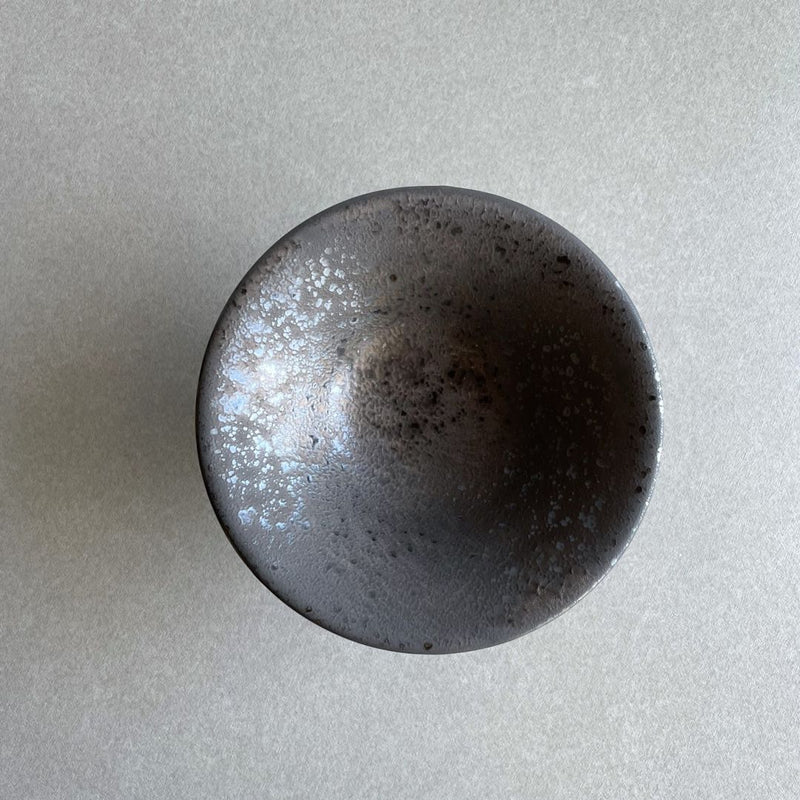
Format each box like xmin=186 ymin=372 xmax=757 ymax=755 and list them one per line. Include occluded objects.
xmin=196 ymin=187 xmax=662 ymax=653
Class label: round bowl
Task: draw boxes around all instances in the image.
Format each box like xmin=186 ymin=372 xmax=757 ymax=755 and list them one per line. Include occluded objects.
xmin=196 ymin=187 xmax=662 ymax=653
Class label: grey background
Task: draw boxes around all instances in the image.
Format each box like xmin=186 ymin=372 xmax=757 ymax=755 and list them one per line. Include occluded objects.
xmin=2 ymin=1 xmax=797 ymax=798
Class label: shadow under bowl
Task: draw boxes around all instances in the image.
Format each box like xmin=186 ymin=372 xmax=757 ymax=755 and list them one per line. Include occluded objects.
xmin=197 ymin=186 xmax=662 ymax=653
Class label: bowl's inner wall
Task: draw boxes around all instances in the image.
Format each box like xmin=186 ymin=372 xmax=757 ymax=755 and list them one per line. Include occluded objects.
xmin=197 ymin=189 xmax=661 ymax=652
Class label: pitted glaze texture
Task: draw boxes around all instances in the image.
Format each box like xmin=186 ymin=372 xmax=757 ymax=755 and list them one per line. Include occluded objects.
xmin=197 ymin=187 xmax=662 ymax=653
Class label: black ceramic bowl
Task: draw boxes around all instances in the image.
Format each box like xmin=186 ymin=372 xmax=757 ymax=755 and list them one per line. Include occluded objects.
xmin=197 ymin=187 xmax=662 ymax=653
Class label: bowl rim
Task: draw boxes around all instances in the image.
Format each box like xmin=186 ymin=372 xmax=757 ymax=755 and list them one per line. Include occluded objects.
xmin=195 ymin=185 xmax=663 ymax=654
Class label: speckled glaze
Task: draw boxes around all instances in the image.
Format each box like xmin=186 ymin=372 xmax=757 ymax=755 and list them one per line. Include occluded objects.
xmin=196 ymin=187 xmax=662 ymax=653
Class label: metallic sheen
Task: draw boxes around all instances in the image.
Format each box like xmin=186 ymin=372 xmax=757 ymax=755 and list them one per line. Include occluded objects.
xmin=196 ymin=187 xmax=662 ymax=653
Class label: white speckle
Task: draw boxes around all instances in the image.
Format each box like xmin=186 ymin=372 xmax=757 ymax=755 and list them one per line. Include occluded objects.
xmin=220 ymin=393 xmax=247 ymax=414
xmin=578 ymin=511 xmax=597 ymax=530
xmin=253 ymin=435 xmax=273 ymax=454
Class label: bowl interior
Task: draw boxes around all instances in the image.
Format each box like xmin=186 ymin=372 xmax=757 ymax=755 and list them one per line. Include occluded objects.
xmin=197 ymin=187 xmax=662 ymax=653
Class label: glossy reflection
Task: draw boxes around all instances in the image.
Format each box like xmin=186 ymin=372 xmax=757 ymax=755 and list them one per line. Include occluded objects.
xmin=197 ymin=187 xmax=662 ymax=653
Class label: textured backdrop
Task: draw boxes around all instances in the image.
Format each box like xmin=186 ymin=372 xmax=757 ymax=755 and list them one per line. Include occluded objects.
xmin=2 ymin=1 xmax=798 ymax=798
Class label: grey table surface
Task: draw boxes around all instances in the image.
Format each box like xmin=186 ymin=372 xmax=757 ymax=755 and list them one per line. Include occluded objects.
xmin=2 ymin=2 xmax=798 ymax=798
